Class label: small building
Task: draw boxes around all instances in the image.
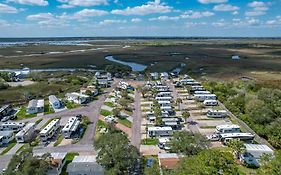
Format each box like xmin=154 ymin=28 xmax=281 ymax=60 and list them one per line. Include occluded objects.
xmin=65 ymin=92 xmax=89 ymax=104
xmin=39 ymin=119 xmax=60 ymax=142
xmin=62 ymin=117 xmax=80 ymax=138
xmin=240 ymin=144 xmax=274 ymax=167
xmin=148 ymin=127 xmax=173 ymax=137
xmin=0 ymin=131 xmax=14 ymax=146
xmin=67 ymin=155 xmax=104 ymax=175
xmin=26 ymin=99 xmax=44 ymax=114
xmin=150 ymin=72 xmax=159 ymax=80
xmin=34 ymin=152 xmax=67 ymax=175
xmin=49 ymin=95 xmax=61 ymax=109
xmin=15 ymin=123 xmax=36 ymax=143
xmin=160 ymin=72 xmax=169 ymax=80
xmin=158 ymin=153 xmax=180 ymax=169
xmin=80 ymin=86 xmax=98 ymax=96
xmin=0 ymin=121 xmax=25 ymax=132
xmin=0 ymin=104 xmax=14 ymax=120
xmin=94 ymin=71 xmax=112 ymax=88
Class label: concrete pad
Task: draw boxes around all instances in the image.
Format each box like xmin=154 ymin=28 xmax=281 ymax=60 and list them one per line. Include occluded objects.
xmin=59 ymin=139 xmax=73 ymax=146
xmin=140 ymin=145 xmax=165 ymax=156
xmin=101 ymin=105 xmax=113 ymax=111
xmin=6 ymin=143 xmax=24 ymax=155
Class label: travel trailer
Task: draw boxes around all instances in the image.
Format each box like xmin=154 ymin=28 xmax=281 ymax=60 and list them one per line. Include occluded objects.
xmin=148 ymin=127 xmax=173 ymax=137
xmin=194 ymin=94 xmax=217 ymax=102
xmin=206 ymin=110 xmax=228 ymax=118
xmin=203 ymin=100 xmax=218 ymax=106
xmin=215 ymin=124 xmax=240 ymax=134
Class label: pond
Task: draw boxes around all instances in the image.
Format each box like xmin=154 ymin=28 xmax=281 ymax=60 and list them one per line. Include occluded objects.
xmin=105 ymin=55 xmax=147 ymax=72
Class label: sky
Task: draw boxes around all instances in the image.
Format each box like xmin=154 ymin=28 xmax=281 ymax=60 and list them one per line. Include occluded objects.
xmin=0 ymin=0 xmax=281 ymax=37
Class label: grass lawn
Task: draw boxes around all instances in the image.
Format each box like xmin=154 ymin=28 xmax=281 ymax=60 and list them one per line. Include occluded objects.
xmin=123 ymin=110 xmax=133 ymax=116
xmin=35 ymin=118 xmax=43 ymax=125
xmin=118 ymin=118 xmax=132 ymax=128
xmin=16 ymin=143 xmax=30 ymax=154
xmin=61 ymin=152 xmax=79 ymax=175
xmin=53 ymin=134 xmax=64 ymax=147
xmin=64 ymin=100 xmax=80 ymax=109
xmin=16 ymin=107 xmax=37 ymax=120
xmin=199 ymin=126 xmax=216 ymax=129
xmin=141 ymin=138 xmax=158 ymax=145
xmin=44 ymin=103 xmax=55 ymax=115
xmin=238 ymin=165 xmax=258 ymax=175
xmin=0 ymin=140 xmax=17 ymax=155
xmin=104 ymin=102 xmax=115 ymax=108
xmin=100 ymin=109 xmax=112 ymax=116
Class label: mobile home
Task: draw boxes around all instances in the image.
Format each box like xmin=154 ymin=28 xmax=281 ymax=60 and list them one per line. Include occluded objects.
xmin=207 ymin=110 xmax=228 ymax=118
xmin=215 ymin=124 xmax=240 ymax=134
xmin=148 ymin=127 xmax=173 ymax=137
xmin=49 ymin=95 xmax=62 ymax=109
xmin=39 ymin=119 xmax=60 ymax=142
xmin=15 ymin=123 xmax=36 ymax=143
xmin=27 ymin=99 xmax=44 ymax=114
xmin=0 ymin=131 xmax=14 ymax=146
xmin=219 ymin=133 xmax=255 ymax=143
xmin=65 ymin=93 xmax=89 ymax=104
xmin=62 ymin=117 xmax=80 ymax=138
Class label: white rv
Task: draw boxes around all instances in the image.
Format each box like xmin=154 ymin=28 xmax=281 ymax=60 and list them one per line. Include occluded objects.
xmin=207 ymin=110 xmax=228 ymax=118
xmin=0 ymin=131 xmax=14 ymax=146
xmin=194 ymin=91 xmax=211 ymax=94
xmin=158 ymin=101 xmax=171 ymax=107
xmin=39 ymin=119 xmax=60 ymax=142
xmin=158 ymin=138 xmax=171 ymax=150
xmin=215 ymin=124 xmax=240 ymax=134
xmin=194 ymin=94 xmax=217 ymax=102
xmin=156 ymin=92 xmax=172 ymax=98
xmin=155 ymin=96 xmax=172 ymax=101
xmin=203 ymin=100 xmax=218 ymax=106
xmin=62 ymin=117 xmax=80 ymax=139
xmin=148 ymin=127 xmax=173 ymax=137
xmin=219 ymin=133 xmax=255 ymax=143
xmin=191 ymin=85 xmax=204 ymax=91
xmin=0 ymin=122 xmax=25 ymax=132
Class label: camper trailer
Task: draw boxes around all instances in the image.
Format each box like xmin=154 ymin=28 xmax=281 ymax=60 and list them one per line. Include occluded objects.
xmin=203 ymin=100 xmax=218 ymax=106
xmin=148 ymin=127 xmax=173 ymax=137
xmin=158 ymin=138 xmax=171 ymax=150
xmin=215 ymin=124 xmax=240 ymax=134
xmin=193 ymin=91 xmax=211 ymax=95
xmin=39 ymin=119 xmax=60 ymax=142
xmin=194 ymin=94 xmax=217 ymax=102
xmin=62 ymin=117 xmax=80 ymax=139
xmin=219 ymin=133 xmax=255 ymax=143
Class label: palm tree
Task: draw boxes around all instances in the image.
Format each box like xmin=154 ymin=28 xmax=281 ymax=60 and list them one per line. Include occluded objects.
xmin=176 ymin=98 xmax=183 ymax=110
xmin=227 ymin=139 xmax=246 ymax=159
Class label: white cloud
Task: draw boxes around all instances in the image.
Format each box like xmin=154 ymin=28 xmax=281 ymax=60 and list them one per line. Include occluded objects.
xmin=7 ymin=0 xmax=48 ymax=6
xmin=181 ymin=10 xmax=214 ymax=19
xmin=111 ymin=0 xmax=172 ymax=15
xmin=99 ymin=19 xmax=127 ymax=25
xmin=0 ymin=3 xmax=18 ymax=13
xmin=149 ymin=16 xmax=180 ymax=21
xmin=0 ymin=19 xmax=11 ymax=27
xmin=245 ymin=1 xmax=270 ymax=16
xmin=57 ymin=0 xmax=108 ymax=7
xmin=131 ymin=18 xmax=142 ymax=23
xmin=73 ymin=9 xmax=108 ymax=18
xmin=213 ymin=4 xmax=239 ymax=11
xmin=26 ymin=13 xmax=53 ymax=21
xmin=198 ymin=0 xmax=227 ymax=4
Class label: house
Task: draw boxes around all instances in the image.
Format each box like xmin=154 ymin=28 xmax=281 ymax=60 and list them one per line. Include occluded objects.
xmin=0 ymin=121 xmax=25 ymax=132
xmin=232 ymin=55 xmax=240 ymax=60
xmin=94 ymin=71 xmax=112 ymax=88
xmin=240 ymin=144 xmax=274 ymax=167
xmin=160 ymin=72 xmax=169 ymax=80
xmin=158 ymin=153 xmax=180 ymax=169
xmin=49 ymin=95 xmax=62 ymax=109
xmin=148 ymin=127 xmax=173 ymax=137
xmin=39 ymin=119 xmax=60 ymax=142
xmin=215 ymin=124 xmax=240 ymax=134
xmin=34 ymin=152 xmax=67 ymax=175
xmin=150 ymin=72 xmax=159 ymax=80
xmin=0 ymin=131 xmax=14 ymax=146
xmin=65 ymin=92 xmax=89 ymax=104
xmin=62 ymin=117 xmax=80 ymax=138
xmin=0 ymin=104 xmax=14 ymax=120
xmin=26 ymin=99 xmax=44 ymax=114
xmin=67 ymin=155 xmax=104 ymax=175
xmin=80 ymin=86 xmax=98 ymax=96
xmin=15 ymin=123 xmax=36 ymax=143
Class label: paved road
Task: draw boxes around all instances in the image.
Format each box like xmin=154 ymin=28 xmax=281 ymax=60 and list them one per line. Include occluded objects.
xmin=131 ymin=91 xmax=142 ymax=149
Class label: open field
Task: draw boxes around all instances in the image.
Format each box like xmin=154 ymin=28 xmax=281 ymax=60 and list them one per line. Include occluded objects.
xmin=1 ymin=39 xmax=281 ymax=86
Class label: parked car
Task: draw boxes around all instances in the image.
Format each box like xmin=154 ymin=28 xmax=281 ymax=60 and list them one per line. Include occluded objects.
xmin=207 ymin=134 xmax=219 ymax=141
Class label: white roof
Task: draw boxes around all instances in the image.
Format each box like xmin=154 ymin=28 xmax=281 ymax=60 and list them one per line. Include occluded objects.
xmin=66 ymin=92 xmax=89 ymax=98
xmin=194 ymin=91 xmax=210 ymax=94
xmin=0 ymin=122 xmax=25 ymax=127
xmin=148 ymin=126 xmax=172 ymax=131
xmin=0 ymin=131 xmax=13 ymax=136
xmin=49 ymin=95 xmax=60 ymax=104
xmin=28 ymin=99 xmax=44 ymax=108
xmin=194 ymin=94 xmax=216 ymax=97
xmin=208 ymin=109 xmax=227 ymax=113
xmin=62 ymin=117 xmax=80 ymax=132
xmin=158 ymin=101 xmax=171 ymax=104
xmin=158 ymin=153 xmax=178 ymax=159
xmin=159 ymin=138 xmax=170 ymax=143
xmin=72 ymin=155 xmax=97 ymax=163
xmin=16 ymin=123 xmax=35 ymax=137
xmin=40 ymin=119 xmax=59 ymax=135
xmin=245 ymin=144 xmax=273 ymax=153
xmin=216 ymin=124 xmax=240 ymax=130
xmin=220 ymin=132 xmax=254 ymax=138
xmin=203 ymin=99 xmax=217 ymax=103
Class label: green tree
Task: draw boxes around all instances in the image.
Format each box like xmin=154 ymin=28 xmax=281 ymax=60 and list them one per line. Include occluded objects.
xmin=118 ymin=98 xmax=128 ymax=109
xmin=171 ymin=149 xmax=240 ymax=175
xmin=95 ymin=128 xmax=139 ymax=175
xmin=182 ymin=110 xmax=190 ymax=123
xmin=227 ymin=139 xmax=246 ymax=159
xmin=170 ymin=131 xmax=209 ymax=156
xmin=176 ymin=98 xmax=183 ymax=110
xmin=112 ymin=108 xmax=121 ymax=118
xmin=258 ymin=151 xmax=281 ymax=175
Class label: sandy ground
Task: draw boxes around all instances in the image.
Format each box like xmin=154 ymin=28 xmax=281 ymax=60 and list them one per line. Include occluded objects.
xmin=7 ymin=80 xmax=35 ymax=87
